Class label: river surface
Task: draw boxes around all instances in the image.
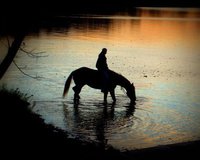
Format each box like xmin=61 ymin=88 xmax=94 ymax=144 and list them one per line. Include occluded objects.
xmin=1 ymin=7 xmax=200 ymax=151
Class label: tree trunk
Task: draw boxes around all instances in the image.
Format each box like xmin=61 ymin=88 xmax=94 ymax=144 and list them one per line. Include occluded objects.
xmin=0 ymin=33 xmax=25 ymax=79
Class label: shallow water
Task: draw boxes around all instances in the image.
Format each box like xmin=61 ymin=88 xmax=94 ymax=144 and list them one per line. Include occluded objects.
xmin=1 ymin=7 xmax=200 ymax=150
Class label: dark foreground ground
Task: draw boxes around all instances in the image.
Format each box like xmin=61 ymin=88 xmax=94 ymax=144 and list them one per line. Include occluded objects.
xmin=1 ymin=88 xmax=199 ymax=159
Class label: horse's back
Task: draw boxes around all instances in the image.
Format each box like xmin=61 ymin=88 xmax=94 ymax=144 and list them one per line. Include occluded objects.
xmin=74 ymin=67 xmax=119 ymax=77
xmin=77 ymin=67 xmax=96 ymax=72
xmin=74 ymin=67 xmax=97 ymax=74
xmin=73 ymin=67 xmax=98 ymax=79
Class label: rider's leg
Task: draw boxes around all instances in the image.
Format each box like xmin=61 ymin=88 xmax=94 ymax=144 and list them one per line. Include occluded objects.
xmin=102 ymin=70 xmax=109 ymax=93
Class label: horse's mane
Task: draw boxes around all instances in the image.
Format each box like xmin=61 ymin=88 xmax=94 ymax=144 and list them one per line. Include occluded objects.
xmin=109 ymin=69 xmax=131 ymax=84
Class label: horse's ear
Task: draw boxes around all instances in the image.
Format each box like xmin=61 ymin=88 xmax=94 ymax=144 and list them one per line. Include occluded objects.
xmin=131 ymin=83 xmax=134 ymax=86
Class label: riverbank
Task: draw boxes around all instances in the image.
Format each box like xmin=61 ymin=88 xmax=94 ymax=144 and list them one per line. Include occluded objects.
xmin=0 ymin=87 xmax=121 ymax=159
xmin=1 ymin=87 xmax=199 ymax=159
xmin=123 ymin=140 xmax=200 ymax=160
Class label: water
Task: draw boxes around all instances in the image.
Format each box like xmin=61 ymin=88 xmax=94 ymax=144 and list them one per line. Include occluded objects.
xmin=1 ymin=7 xmax=200 ymax=151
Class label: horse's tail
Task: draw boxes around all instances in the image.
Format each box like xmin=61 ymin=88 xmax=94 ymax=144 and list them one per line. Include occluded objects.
xmin=63 ymin=72 xmax=73 ymax=98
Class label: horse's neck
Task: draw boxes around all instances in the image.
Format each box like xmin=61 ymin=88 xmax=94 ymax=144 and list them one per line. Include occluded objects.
xmin=115 ymin=73 xmax=130 ymax=91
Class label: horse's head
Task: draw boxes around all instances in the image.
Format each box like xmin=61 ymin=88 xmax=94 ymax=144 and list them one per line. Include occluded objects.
xmin=127 ymin=83 xmax=136 ymax=104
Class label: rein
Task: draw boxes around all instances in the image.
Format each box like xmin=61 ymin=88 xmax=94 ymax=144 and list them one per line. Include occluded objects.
xmin=121 ymin=87 xmax=127 ymax=95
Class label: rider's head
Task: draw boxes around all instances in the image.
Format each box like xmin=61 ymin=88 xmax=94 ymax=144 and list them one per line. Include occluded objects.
xmin=102 ymin=48 xmax=107 ymax=54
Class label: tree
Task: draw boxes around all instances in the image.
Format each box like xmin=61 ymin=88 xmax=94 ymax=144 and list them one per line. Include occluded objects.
xmin=0 ymin=33 xmax=25 ymax=79
xmin=0 ymin=11 xmax=41 ymax=79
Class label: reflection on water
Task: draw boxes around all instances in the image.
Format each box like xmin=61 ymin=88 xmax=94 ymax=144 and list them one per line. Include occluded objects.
xmin=63 ymin=102 xmax=117 ymax=147
xmin=1 ymin=8 xmax=200 ymax=150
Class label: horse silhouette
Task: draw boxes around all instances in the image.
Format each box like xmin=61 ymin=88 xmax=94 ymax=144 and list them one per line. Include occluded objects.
xmin=63 ymin=67 xmax=136 ymax=104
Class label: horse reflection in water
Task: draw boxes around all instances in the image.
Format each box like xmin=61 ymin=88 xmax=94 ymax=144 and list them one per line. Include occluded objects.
xmin=63 ymin=101 xmax=136 ymax=148
xmin=63 ymin=67 xmax=136 ymax=104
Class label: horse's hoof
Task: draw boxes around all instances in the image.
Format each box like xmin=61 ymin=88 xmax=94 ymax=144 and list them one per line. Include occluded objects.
xmin=103 ymin=100 xmax=107 ymax=105
xmin=74 ymin=99 xmax=79 ymax=104
xmin=130 ymin=101 xmax=136 ymax=105
xmin=77 ymin=95 xmax=80 ymax=99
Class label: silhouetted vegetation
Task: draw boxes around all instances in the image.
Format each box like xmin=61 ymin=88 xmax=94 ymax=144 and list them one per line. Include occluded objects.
xmin=0 ymin=86 xmax=122 ymax=159
xmin=1 ymin=86 xmax=199 ymax=159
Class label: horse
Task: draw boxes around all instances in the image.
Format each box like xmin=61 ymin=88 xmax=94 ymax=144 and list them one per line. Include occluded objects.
xmin=63 ymin=67 xmax=136 ymax=104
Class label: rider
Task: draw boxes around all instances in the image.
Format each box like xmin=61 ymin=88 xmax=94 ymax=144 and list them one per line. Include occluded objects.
xmin=96 ymin=48 xmax=109 ymax=93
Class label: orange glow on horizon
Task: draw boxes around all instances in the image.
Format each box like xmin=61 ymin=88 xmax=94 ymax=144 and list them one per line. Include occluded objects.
xmin=68 ymin=15 xmax=200 ymax=50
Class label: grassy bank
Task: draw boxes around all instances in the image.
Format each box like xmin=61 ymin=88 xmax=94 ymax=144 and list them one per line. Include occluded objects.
xmin=0 ymin=86 xmax=121 ymax=159
xmin=1 ymin=86 xmax=199 ymax=159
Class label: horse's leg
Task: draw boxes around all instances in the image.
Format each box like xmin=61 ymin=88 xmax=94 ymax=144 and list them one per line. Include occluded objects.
xmin=73 ymin=85 xmax=82 ymax=101
xmin=104 ymin=91 xmax=108 ymax=103
xmin=110 ymin=89 xmax=116 ymax=102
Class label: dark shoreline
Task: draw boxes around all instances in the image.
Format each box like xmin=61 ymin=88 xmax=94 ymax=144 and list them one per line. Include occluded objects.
xmin=1 ymin=88 xmax=199 ymax=159
xmin=122 ymin=140 xmax=200 ymax=160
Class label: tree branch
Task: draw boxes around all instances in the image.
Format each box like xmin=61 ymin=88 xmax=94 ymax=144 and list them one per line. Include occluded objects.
xmin=19 ymin=47 xmax=48 ymax=58
xmin=6 ymin=36 xmax=11 ymax=48
xmin=0 ymin=33 xmax=25 ymax=79
xmin=13 ymin=60 xmax=43 ymax=80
